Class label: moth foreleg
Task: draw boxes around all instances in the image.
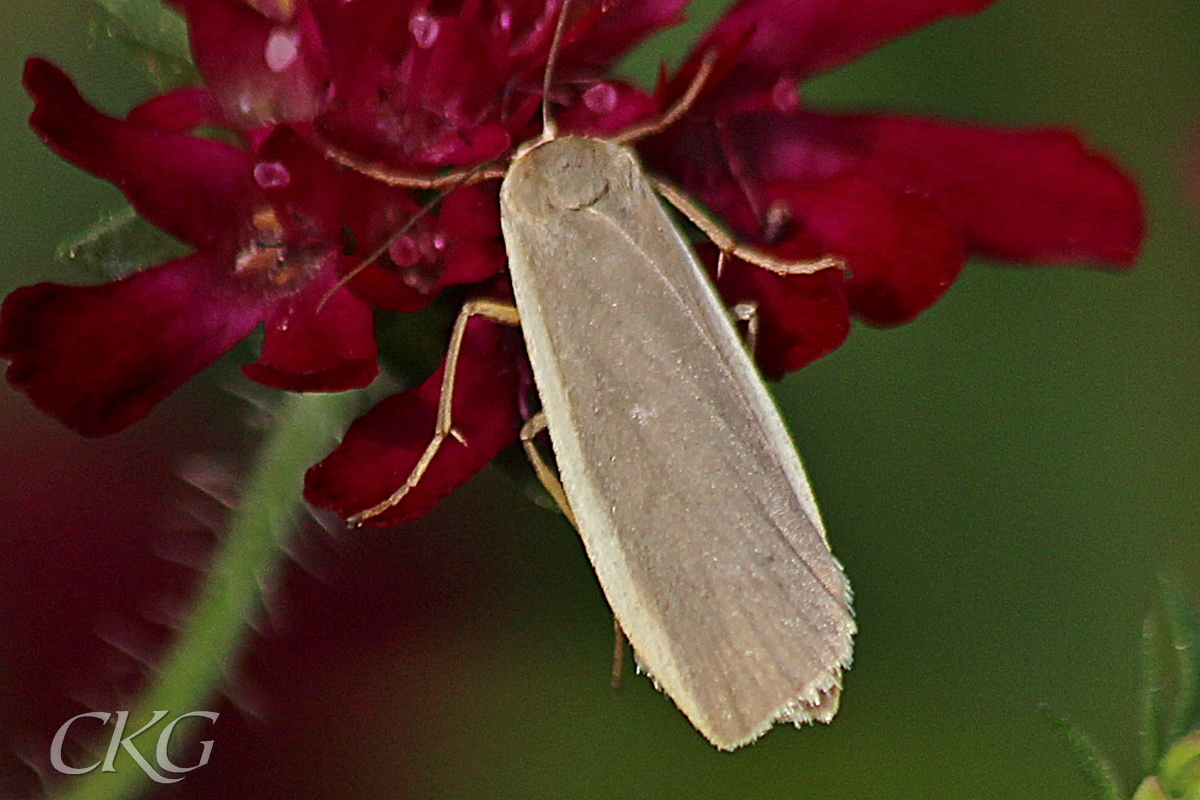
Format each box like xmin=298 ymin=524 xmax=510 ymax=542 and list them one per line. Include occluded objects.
xmin=654 ymin=179 xmax=846 ymax=277
xmin=519 ymin=411 xmax=576 ymax=528
xmin=348 ymin=298 xmax=520 ymax=524
xmin=731 ymin=301 xmax=760 ymax=355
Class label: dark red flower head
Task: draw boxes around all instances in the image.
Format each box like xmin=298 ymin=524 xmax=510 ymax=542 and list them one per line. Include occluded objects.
xmin=2 ymin=0 xmax=1144 ymax=526
xmin=300 ymin=0 xmax=1144 ymax=526
xmin=3 ymin=58 xmax=381 ymax=437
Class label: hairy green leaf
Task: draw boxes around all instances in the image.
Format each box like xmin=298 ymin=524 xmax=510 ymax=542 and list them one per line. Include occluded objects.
xmin=1040 ymin=706 xmax=1124 ymax=800
xmin=87 ymin=0 xmax=197 ymax=88
xmin=1143 ymin=610 xmax=1166 ymax=772
xmin=1161 ymin=578 xmax=1200 ymax=743
xmin=57 ymin=207 xmax=190 ymax=281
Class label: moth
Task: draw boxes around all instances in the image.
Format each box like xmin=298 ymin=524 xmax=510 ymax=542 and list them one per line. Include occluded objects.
xmin=330 ymin=7 xmax=855 ymax=751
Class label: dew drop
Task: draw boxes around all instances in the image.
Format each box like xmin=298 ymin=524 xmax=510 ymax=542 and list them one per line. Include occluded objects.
xmin=409 ymin=12 xmax=440 ymax=48
xmin=254 ymin=161 xmax=292 ymax=189
xmin=770 ymin=76 xmax=800 ymax=114
xmin=583 ymin=83 xmax=618 ymax=115
xmin=497 ymin=7 xmax=513 ymax=31
xmin=264 ymin=27 xmax=301 ymax=73
xmin=432 ymin=233 xmax=447 ymax=251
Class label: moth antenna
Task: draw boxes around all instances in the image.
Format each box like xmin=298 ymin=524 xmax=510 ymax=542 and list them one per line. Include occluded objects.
xmin=322 ymin=137 xmax=506 ymax=188
xmin=540 ymin=0 xmax=576 ymax=141
xmin=316 ymin=159 xmax=495 ymax=313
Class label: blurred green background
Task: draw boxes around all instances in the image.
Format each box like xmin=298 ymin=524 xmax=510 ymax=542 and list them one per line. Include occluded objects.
xmin=1 ymin=1 xmax=1198 ymax=798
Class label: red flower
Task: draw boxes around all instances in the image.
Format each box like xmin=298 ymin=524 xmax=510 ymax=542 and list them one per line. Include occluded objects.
xmin=300 ymin=0 xmax=1142 ymax=525
xmin=641 ymin=0 xmax=1144 ymax=376
xmin=168 ymin=0 xmax=330 ymax=128
xmin=2 ymin=1 xmax=1143 ymax=523
xmin=1 ymin=59 xmax=378 ymax=436
xmin=2 ymin=56 xmax=509 ymax=437
xmin=303 ymin=0 xmax=1143 ymax=526
xmin=303 ymin=0 xmax=688 ymax=168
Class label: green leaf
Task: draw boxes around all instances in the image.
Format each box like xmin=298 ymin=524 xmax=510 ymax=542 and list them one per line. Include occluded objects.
xmin=1040 ymin=706 xmax=1124 ymax=800
xmin=1161 ymin=577 xmax=1200 ymax=743
xmin=86 ymin=0 xmax=197 ymax=89
xmin=56 ymin=207 xmax=190 ymax=282
xmin=1143 ymin=610 xmax=1167 ymax=772
xmin=90 ymin=0 xmax=191 ymax=62
xmin=50 ymin=388 xmax=374 ymax=800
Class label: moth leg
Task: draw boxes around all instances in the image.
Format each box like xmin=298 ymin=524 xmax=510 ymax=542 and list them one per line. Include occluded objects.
xmin=519 ymin=411 xmax=577 ymax=528
xmin=616 ymin=50 xmax=719 ymax=144
xmin=349 ymin=298 xmax=521 ymax=525
xmin=611 ymin=618 xmax=628 ymax=690
xmin=731 ymin=301 xmax=760 ymax=354
xmin=322 ymin=139 xmax=507 ymax=189
xmin=520 ymin=413 xmax=630 ymax=689
xmin=654 ymin=179 xmax=847 ymax=277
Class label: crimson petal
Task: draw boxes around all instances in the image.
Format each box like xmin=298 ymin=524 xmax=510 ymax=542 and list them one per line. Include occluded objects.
xmin=24 ymin=58 xmax=253 ymax=248
xmin=127 ymin=87 xmax=224 ymax=132
xmin=305 ymin=317 xmax=524 ymax=527
xmin=177 ymin=0 xmax=328 ymax=127
xmin=343 ymin=266 xmax=436 ymax=314
xmin=742 ymin=112 xmax=1144 ymax=266
xmin=705 ymin=245 xmax=850 ymax=378
xmin=435 ymin=186 xmax=507 ymax=289
xmin=566 ymin=0 xmax=690 ymax=66
xmin=0 ymin=253 xmax=264 ymax=437
xmin=243 ymin=262 xmax=378 ymax=391
xmin=254 ymin=124 xmax=358 ymax=240
xmin=696 ymin=0 xmax=996 ymax=83
xmin=555 ymin=80 xmax=659 ymax=137
xmin=766 ymin=175 xmax=965 ymax=325
xmin=312 ymin=3 xmax=516 ymax=168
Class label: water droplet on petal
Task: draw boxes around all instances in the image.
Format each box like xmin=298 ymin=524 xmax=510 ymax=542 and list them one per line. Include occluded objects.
xmin=409 ymin=13 xmax=440 ymax=48
xmin=432 ymin=233 xmax=447 ymax=251
xmin=264 ymin=27 xmax=301 ymax=73
xmin=389 ymin=237 xmax=421 ymax=268
xmin=771 ymin=76 xmax=800 ymax=114
xmin=583 ymin=83 xmax=618 ymax=115
xmin=497 ymin=6 xmax=513 ymax=31
xmin=254 ymin=161 xmax=292 ymax=189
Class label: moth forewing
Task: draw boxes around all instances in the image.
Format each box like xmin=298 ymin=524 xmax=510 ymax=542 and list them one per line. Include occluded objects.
xmin=499 ymin=135 xmax=854 ymax=750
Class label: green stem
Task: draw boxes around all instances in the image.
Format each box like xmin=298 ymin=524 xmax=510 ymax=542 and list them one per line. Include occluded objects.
xmin=54 ymin=389 xmax=369 ymax=800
